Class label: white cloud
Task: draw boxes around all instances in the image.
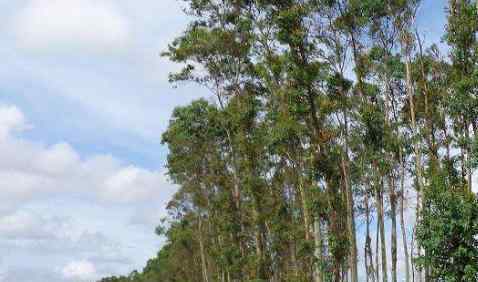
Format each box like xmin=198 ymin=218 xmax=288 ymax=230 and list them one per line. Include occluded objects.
xmin=0 ymin=103 xmax=176 ymax=280
xmin=0 ymin=105 xmax=28 ymax=139
xmin=0 ymin=209 xmax=131 ymax=268
xmin=10 ymin=0 xmax=130 ymax=53
xmin=0 ymin=211 xmax=67 ymax=240
xmin=0 ymin=104 xmax=176 ymax=213
xmin=102 ymin=166 xmax=172 ymax=203
xmin=1 ymin=0 xmax=201 ymax=143
xmin=61 ymin=260 xmax=97 ymax=281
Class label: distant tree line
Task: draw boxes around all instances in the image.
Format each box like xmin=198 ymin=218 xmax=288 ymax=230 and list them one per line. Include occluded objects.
xmin=99 ymin=0 xmax=478 ymax=281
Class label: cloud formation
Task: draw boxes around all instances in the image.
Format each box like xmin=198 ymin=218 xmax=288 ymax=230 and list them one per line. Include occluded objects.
xmin=0 ymin=105 xmax=28 ymax=139
xmin=61 ymin=260 xmax=98 ymax=281
xmin=10 ymin=0 xmax=130 ymax=53
xmin=0 ymin=104 xmax=176 ymax=281
xmin=0 ymin=211 xmax=67 ymax=240
xmin=0 ymin=104 xmax=175 ymax=213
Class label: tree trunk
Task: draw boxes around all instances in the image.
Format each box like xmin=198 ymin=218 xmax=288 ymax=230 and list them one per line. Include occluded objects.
xmin=342 ymin=157 xmax=358 ymax=282
xmin=290 ymin=238 xmax=299 ymax=279
xmin=297 ymin=164 xmax=311 ymax=241
xmin=465 ymin=121 xmax=473 ymax=191
xmin=404 ymin=49 xmax=424 ymax=282
xmin=365 ymin=188 xmax=371 ymax=282
xmin=376 ymin=176 xmax=388 ymax=282
xmin=198 ymin=216 xmax=210 ymax=282
xmin=389 ymin=176 xmax=397 ymax=282
xmin=341 ymin=111 xmax=358 ymax=282
xmin=314 ymin=218 xmax=323 ymax=282
xmin=375 ymin=218 xmax=380 ymax=282
xmin=252 ymin=203 xmax=266 ymax=280
xmin=399 ymin=157 xmax=411 ymax=282
xmin=365 ymin=183 xmax=375 ymax=282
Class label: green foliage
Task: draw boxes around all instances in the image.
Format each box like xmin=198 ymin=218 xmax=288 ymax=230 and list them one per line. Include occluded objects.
xmin=417 ymin=174 xmax=478 ymax=281
xmin=99 ymin=1 xmax=478 ymax=282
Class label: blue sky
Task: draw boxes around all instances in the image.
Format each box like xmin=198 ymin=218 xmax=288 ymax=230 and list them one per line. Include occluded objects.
xmin=0 ymin=0 xmax=447 ymax=281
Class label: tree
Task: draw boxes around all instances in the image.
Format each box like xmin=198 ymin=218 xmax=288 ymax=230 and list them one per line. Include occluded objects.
xmin=97 ymin=1 xmax=478 ymax=282
xmin=417 ymin=171 xmax=478 ymax=281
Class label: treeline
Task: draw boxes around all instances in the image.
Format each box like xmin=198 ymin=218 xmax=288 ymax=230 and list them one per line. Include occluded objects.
xmin=99 ymin=0 xmax=478 ymax=281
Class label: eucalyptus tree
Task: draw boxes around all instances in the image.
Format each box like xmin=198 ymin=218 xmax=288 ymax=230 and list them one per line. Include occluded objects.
xmin=445 ymin=0 xmax=478 ymax=191
xmin=95 ymin=1 xmax=478 ymax=282
xmin=162 ymin=99 xmax=233 ymax=281
xmin=414 ymin=0 xmax=478 ymax=280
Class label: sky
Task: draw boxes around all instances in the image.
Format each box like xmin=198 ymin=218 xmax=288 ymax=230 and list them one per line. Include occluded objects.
xmin=0 ymin=0 xmax=448 ymax=281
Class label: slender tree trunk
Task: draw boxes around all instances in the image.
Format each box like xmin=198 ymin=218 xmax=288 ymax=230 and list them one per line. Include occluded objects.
xmin=365 ymin=183 xmax=375 ymax=282
xmin=404 ymin=50 xmax=424 ymax=282
xmin=414 ymin=193 xmax=422 ymax=282
xmin=465 ymin=121 xmax=473 ymax=191
xmin=342 ymin=157 xmax=358 ymax=282
xmin=288 ymin=185 xmax=299 ymax=280
xmin=460 ymin=125 xmax=467 ymax=184
xmin=382 ymin=53 xmax=396 ymax=282
xmin=217 ymin=235 xmax=226 ymax=282
xmin=389 ymin=175 xmax=397 ymax=282
xmin=298 ymin=168 xmax=316 ymax=280
xmin=374 ymin=165 xmax=388 ymax=282
xmin=314 ymin=218 xmax=323 ymax=282
xmin=375 ymin=218 xmax=380 ymax=282
xmin=399 ymin=157 xmax=411 ymax=282
xmin=378 ymin=181 xmax=388 ymax=282
xmin=297 ymin=164 xmax=311 ymax=241
xmin=198 ymin=216 xmax=210 ymax=282
xmin=365 ymin=187 xmax=371 ymax=282
xmin=405 ymin=56 xmax=424 ymax=190
xmin=252 ymin=201 xmax=266 ymax=280
xmin=290 ymin=237 xmax=299 ymax=279
xmin=342 ymin=111 xmax=358 ymax=282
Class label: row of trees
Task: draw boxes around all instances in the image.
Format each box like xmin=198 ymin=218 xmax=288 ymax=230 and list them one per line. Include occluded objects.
xmin=99 ymin=0 xmax=478 ymax=281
